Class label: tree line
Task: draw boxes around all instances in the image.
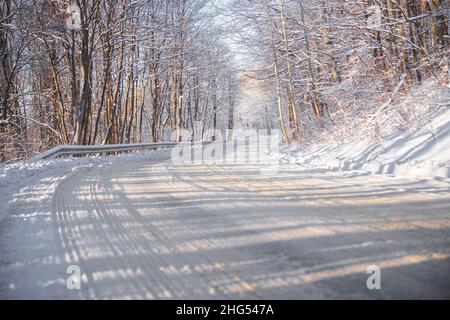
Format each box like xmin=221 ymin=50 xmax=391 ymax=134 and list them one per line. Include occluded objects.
xmin=229 ymin=0 xmax=449 ymax=143
xmin=1 ymin=0 xmax=449 ymax=162
xmin=0 ymin=0 xmax=238 ymax=161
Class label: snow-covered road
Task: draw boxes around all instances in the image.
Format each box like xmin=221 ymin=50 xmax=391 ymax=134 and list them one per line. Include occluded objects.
xmin=1 ymin=152 xmax=450 ymax=299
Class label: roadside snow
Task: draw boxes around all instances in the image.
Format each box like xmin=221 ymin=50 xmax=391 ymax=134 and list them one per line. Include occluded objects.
xmin=277 ymin=92 xmax=450 ymax=181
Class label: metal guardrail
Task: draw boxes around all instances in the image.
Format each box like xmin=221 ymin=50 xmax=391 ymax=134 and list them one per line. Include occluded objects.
xmin=34 ymin=141 xmax=213 ymax=160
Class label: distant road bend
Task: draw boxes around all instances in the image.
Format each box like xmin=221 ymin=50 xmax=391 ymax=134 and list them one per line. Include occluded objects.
xmin=1 ymin=146 xmax=450 ymax=299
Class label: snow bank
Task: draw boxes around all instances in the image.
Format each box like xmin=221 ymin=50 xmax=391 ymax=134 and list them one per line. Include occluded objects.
xmin=277 ymin=81 xmax=450 ymax=181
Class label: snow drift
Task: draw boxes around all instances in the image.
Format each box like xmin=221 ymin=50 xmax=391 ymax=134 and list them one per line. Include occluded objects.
xmin=278 ymin=81 xmax=450 ymax=181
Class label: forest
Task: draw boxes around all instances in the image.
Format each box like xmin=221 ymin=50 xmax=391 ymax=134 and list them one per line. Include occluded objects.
xmin=0 ymin=0 xmax=449 ymax=161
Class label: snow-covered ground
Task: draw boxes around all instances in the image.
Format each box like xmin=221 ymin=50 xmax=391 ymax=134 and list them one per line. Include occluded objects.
xmin=1 ymin=152 xmax=449 ymax=299
xmin=277 ymin=82 xmax=450 ymax=181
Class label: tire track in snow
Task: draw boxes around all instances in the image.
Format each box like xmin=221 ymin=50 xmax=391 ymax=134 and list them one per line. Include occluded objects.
xmin=106 ymin=162 xmax=260 ymax=299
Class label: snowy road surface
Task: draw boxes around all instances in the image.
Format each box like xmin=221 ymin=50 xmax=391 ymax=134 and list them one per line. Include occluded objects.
xmin=1 ymin=152 xmax=450 ymax=299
